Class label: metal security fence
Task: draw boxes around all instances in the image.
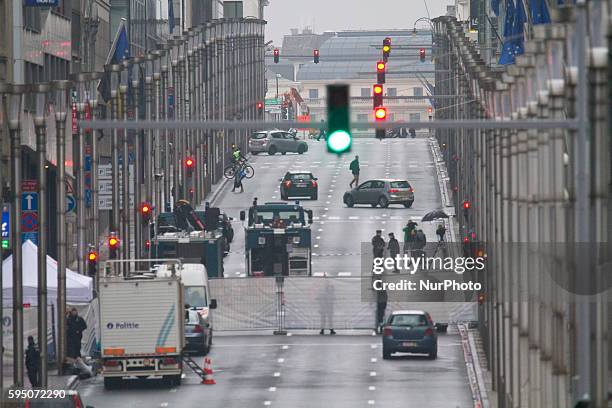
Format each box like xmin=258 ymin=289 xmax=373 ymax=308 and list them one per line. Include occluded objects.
xmin=210 ymin=276 xmax=476 ymax=332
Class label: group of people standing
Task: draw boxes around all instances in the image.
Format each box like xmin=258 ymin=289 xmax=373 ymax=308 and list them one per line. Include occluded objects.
xmin=370 ymin=219 xmax=431 ymax=270
xmin=25 ymin=307 xmax=87 ymax=387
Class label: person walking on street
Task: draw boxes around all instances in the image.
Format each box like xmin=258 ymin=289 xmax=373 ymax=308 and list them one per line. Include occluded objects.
xmin=232 ymin=167 xmax=245 ymax=193
xmin=67 ymin=308 xmax=87 ymax=359
xmin=25 ymin=336 xmax=40 ymax=387
xmin=402 ymin=219 xmax=418 ymax=253
xmin=388 ymin=233 xmax=400 ymax=272
xmin=436 ymin=223 xmax=446 ymax=242
xmin=316 ymin=120 xmax=326 ymax=141
xmin=376 ymin=289 xmax=388 ymax=334
xmin=372 ymin=230 xmax=385 ymax=259
xmin=349 ymin=155 xmax=360 ymax=188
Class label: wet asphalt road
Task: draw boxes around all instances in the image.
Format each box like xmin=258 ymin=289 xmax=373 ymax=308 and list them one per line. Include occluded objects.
xmin=79 ymin=330 xmax=473 ymax=408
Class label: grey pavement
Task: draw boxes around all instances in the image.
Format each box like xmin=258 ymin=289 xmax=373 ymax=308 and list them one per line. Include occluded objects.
xmin=78 ymin=331 xmax=473 ymax=408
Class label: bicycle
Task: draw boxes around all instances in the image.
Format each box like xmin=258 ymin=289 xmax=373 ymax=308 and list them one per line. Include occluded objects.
xmin=224 ymin=161 xmax=255 ymax=179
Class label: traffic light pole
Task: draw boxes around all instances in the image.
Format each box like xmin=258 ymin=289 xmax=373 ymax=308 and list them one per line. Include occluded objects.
xmin=132 ymin=62 xmax=143 ymax=260
xmin=120 ymin=69 xmax=131 ymax=261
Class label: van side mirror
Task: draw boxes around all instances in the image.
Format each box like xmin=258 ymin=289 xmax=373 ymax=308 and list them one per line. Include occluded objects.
xmin=209 ymin=299 xmax=217 ymax=309
xmin=307 ymin=210 xmax=313 ymax=224
xmin=240 ymin=211 xmax=245 ymax=221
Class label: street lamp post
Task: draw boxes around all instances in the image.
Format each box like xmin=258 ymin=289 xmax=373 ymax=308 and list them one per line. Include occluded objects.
xmin=170 ymin=39 xmax=181 ymax=203
xmin=0 ymin=81 xmax=7 ymax=391
xmin=159 ymin=44 xmax=171 ymax=211
xmin=71 ymin=73 xmax=88 ymax=275
xmin=52 ymin=80 xmax=70 ymax=375
xmin=88 ymin=72 xmax=103 ymax=256
xmin=106 ymin=64 xmax=122 ymax=241
xmin=152 ymin=50 xmax=163 ymax=217
xmin=6 ymin=84 xmax=25 ymax=386
xmin=131 ymin=57 xmax=143 ymax=259
xmin=32 ymin=83 xmax=51 ymax=386
xmin=119 ymin=60 xmax=131 ymax=260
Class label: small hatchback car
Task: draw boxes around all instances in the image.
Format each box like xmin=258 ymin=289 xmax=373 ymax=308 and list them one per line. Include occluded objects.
xmin=382 ymin=310 xmax=438 ymax=359
xmin=343 ymin=179 xmax=414 ymax=208
xmin=249 ymin=130 xmax=309 ymax=155
xmin=280 ymin=171 xmax=318 ymax=200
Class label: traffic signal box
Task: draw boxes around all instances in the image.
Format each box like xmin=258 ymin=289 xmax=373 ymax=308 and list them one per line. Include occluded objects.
xmin=375 ymin=106 xmax=387 ymax=140
xmin=326 ymin=84 xmax=352 ymax=154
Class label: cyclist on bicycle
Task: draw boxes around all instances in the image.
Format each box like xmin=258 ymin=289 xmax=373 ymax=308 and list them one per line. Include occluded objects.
xmin=231 ymin=145 xmax=247 ymax=165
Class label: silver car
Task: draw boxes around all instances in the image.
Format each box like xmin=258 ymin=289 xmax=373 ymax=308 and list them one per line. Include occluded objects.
xmin=249 ymin=130 xmax=309 ymax=155
xmin=343 ymin=179 xmax=415 ymax=208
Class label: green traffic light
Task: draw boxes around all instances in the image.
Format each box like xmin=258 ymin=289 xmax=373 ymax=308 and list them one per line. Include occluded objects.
xmin=1 ymin=239 xmax=8 ymax=249
xmin=327 ymin=130 xmax=352 ymax=153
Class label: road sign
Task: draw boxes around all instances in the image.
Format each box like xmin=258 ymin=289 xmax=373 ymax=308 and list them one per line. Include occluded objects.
xmin=66 ymin=194 xmax=76 ymax=213
xmin=24 ymin=0 xmax=59 ymax=6
xmin=22 ymin=232 xmax=38 ymax=245
xmin=22 ymin=180 xmax=37 ymax=192
xmin=265 ymin=98 xmax=282 ymax=105
xmin=21 ymin=193 xmax=38 ymax=212
xmin=1 ymin=204 xmax=10 ymax=249
xmin=168 ymin=88 xmax=175 ymax=119
xmin=21 ymin=211 xmax=38 ymax=233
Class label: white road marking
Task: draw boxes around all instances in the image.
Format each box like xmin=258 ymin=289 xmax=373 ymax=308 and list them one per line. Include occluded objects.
xmin=314 ymin=244 xmax=319 ymax=248
xmin=269 ymin=387 xmax=277 ymax=392
xmin=317 ymin=228 xmax=324 ymax=232
xmin=169 ymin=388 xmax=177 ymax=393
xmin=337 ymin=272 xmax=352 ymax=277
xmin=277 ymin=358 xmax=284 ymax=363
xmin=371 ymin=344 xmax=378 ymax=349
xmin=328 ymin=216 xmax=340 ymax=220
xmin=368 ymin=400 xmax=375 ymax=405
xmin=371 ymin=358 xmax=377 ymax=363
xmin=264 ymin=401 xmax=272 ymax=406
xmin=369 ymin=371 xmax=377 ymax=377
xmin=348 ymin=216 xmax=359 ymax=220
xmin=282 ymin=345 xmax=289 ymax=350
xmin=369 ymin=386 xmax=376 ymax=391
xmin=286 ymin=333 xmax=292 ymax=336
xmin=160 ymin=403 xmax=169 ymax=407
xmin=273 ymin=372 xmax=281 ymax=377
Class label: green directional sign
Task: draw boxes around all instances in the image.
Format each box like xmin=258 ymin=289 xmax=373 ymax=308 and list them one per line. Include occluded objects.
xmin=265 ymin=98 xmax=282 ymax=105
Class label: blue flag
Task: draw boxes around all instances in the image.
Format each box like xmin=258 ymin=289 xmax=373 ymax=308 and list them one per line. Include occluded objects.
xmin=98 ymin=22 xmax=130 ymax=102
xmin=512 ymin=0 xmax=525 ymax=57
xmin=531 ymin=0 xmax=551 ymax=24
xmin=499 ymin=0 xmax=516 ymax=65
xmin=491 ymin=0 xmax=500 ymax=16
xmin=168 ymin=0 xmax=175 ymax=34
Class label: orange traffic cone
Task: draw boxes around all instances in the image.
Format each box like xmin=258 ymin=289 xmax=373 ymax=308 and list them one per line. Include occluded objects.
xmin=202 ymin=357 xmax=216 ymax=385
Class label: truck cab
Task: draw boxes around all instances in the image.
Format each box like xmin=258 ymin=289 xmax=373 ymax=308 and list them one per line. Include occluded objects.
xmin=240 ymin=202 xmax=313 ymax=276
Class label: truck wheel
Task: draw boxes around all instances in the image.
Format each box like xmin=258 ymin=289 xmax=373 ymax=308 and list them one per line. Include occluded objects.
xmin=166 ymin=375 xmax=182 ymax=386
xmin=104 ymin=377 xmax=121 ymax=389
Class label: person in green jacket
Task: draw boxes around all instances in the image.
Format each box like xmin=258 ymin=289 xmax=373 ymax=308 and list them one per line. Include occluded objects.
xmin=349 ymin=155 xmax=360 ymax=188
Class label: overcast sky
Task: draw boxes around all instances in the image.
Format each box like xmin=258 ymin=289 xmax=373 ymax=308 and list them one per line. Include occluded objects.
xmin=264 ymin=0 xmax=453 ymax=45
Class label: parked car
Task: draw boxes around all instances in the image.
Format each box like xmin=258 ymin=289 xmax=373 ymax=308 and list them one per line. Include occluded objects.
xmin=382 ymin=310 xmax=438 ymax=359
xmin=184 ymin=308 xmax=214 ymax=355
xmin=343 ymin=179 xmax=414 ymax=208
xmin=280 ymin=171 xmax=318 ymax=200
xmin=24 ymin=390 xmax=94 ymax=407
xmin=249 ymin=130 xmax=309 ymax=155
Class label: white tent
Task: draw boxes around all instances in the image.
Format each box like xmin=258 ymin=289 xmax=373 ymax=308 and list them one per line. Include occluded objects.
xmin=2 ymin=240 xmax=93 ymax=306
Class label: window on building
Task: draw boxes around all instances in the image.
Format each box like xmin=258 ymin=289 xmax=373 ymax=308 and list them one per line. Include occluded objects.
xmin=357 ymin=113 xmax=368 ymax=122
xmin=224 ymin=1 xmax=243 ymax=18
xmin=409 ymin=113 xmax=421 ymax=121
xmin=387 ymin=88 xmax=397 ymax=97
xmin=308 ymin=89 xmax=319 ymax=99
xmin=23 ymin=6 xmax=41 ymax=32
xmin=24 ymin=62 xmax=44 ymax=111
xmin=413 ymin=87 xmax=423 ymax=96
xmin=360 ymin=88 xmax=370 ymax=97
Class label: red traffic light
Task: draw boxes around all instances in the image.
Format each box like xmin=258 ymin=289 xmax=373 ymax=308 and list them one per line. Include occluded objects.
xmin=274 ymin=49 xmax=279 ymax=56
xmin=108 ymin=236 xmax=120 ymax=248
xmin=87 ymin=251 xmax=97 ymax=262
xmin=184 ymin=157 xmax=195 ymax=168
xmin=314 ymin=49 xmax=319 ymax=56
xmin=428 ymin=107 xmax=433 ymax=114
xmin=463 ymin=200 xmax=471 ymax=210
xmin=374 ymin=107 xmax=387 ymax=120
xmin=139 ymin=202 xmax=152 ymax=215
xmin=256 ymin=101 xmax=264 ymax=110
xmin=373 ymin=85 xmax=383 ymax=95
xmin=463 ymin=236 xmax=470 ymax=243
xmin=376 ymin=61 xmax=386 ymax=71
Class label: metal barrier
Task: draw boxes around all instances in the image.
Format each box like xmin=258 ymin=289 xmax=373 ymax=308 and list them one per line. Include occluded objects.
xmin=210 ymin=276 xmax=476 ymax=332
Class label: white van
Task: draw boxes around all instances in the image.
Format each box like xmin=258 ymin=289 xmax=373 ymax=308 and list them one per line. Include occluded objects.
xmin=156 ymin=263 xmax=217 ymax=354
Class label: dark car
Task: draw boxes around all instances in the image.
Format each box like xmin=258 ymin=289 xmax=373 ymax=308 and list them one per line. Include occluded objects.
xmin=195 ymin=211 xmax=234 ymax=243
xmin=184 ymin=308 xmax=213 ymax=355
xmin=23 ymin=390 xmax=94 ymax=407
xmin=280 ymin=171 xmax=318 ymax=200
xmin=382 ymin=310 xmax=438 ymax=359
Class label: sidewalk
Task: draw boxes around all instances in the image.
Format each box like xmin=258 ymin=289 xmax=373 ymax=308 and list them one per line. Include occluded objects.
xmin=2 ymin=365 xmax=79 ymax=390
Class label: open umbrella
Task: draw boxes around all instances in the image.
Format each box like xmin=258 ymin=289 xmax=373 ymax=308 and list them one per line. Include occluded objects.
xmin=421 ymin=210 xmax=449 ymax=222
